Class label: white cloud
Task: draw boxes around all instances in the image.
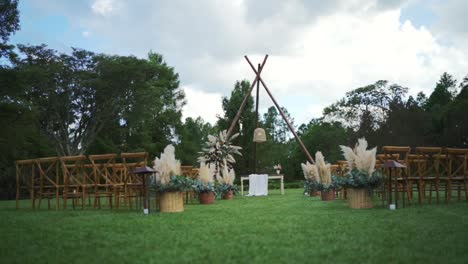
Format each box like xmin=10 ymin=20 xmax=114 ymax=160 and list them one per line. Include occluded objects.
xmin=182 ymin=86 xmax=223 ymax=124
xmin=91 ymin=0 xmax=120 ymax=16
xmin=28 ymin=0 xmax=468 ymax=125
xmin=82 ymin=31 xmax=90 ymax=37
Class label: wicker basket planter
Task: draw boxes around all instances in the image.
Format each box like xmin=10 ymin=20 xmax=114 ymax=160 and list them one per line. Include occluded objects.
xmin=347 ymin=188 xmax=373 ymax=209
xmin=199 ymin=191 xmax=215 ymax=204
xmin=159 ymin=191 xmax=184 ymax=212
xmin=320 ymin=190 xmax=336 ymax=201
xmin=222 ymin=191 xmax=234 ymax=200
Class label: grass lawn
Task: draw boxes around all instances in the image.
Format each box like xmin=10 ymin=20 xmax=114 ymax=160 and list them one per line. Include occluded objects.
xmin=1 ymin=189 xmax=468 ymax=264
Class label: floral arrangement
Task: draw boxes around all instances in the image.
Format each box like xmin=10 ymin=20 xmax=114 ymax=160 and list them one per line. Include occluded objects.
xmin=198 ymin=130 xmax=242 ymax=179
xmin=153 ymin=145 xmax=192 ymax=192
xmin=302 ymin=151 xmax=341 ymax=193
xmin=193 ymin=162 xmax=216 ymax=194
xmin=273 ymin=164 xmax=282 ymax=170
xmin=338 ymin=138 xmax=383 ymax=191
xmin=216 ymin=165 xmax=239 ymax=195
xmin=302 ymin=160 xmax=319 ymax=194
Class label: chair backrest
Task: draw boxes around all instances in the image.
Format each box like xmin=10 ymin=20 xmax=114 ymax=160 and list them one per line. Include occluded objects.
xmin=382 ymin=146 xmax=410 ymax=165
xmin=60 ymin=155 xmax=87 ymax=192
xmin=88 ymin=154 xmax=117 ymax=189
xmin=181 ymin=166 xmax=194 ymax=176
xmin=415 ymin=147 xmax=443 ymax=179
xmin=445 ymin=148 xmax=468 ymax=179
xmin=35 ymin=157 xmax=59 ymax=190
xmin=121 ymin=152 xmax=148 ymax=185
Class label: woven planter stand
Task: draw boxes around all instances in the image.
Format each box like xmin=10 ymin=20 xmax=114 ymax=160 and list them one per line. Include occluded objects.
xmin=160 ymin=191 xmax=184 ymax=212
xmin=348 ymin=188 xmax=374 ymax=209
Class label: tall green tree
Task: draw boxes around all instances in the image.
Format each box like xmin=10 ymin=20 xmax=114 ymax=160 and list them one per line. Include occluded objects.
xmin=217 ymin=80 xmax=255 ymax=175
xmin=323 ymin=80 xmax=408 ymax=135
xmin=176 ymin=117 xmax=214 ymax=165
xmin=0 ymin=0 xmax=20 ymax=59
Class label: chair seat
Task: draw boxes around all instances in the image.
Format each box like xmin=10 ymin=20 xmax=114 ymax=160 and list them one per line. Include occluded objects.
xmin=95 ymin=191 xmax=113 ymax=195
xmin=406 ymin=177 xmax=420 ymax=180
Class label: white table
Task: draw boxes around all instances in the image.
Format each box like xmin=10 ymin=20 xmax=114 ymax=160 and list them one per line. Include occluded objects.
xmin=240 ymin=175 xmax=284 ymax=196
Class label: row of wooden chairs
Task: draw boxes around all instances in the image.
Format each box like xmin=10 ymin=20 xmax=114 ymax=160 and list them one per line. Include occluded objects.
xmin=334 ymin=147 xmax=468 ymax=206
xmin=15 ymin=152 xmax=148 ymax=210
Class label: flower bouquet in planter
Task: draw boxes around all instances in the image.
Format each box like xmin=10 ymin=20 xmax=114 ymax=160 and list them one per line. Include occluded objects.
xmin=197 ymin=130 xmax=242 ymax=203
xmin=194 ymin=163 xmax=216 ymax=204
xmin=339 ymin=138 xmax=383 ymax=209
xmin=273 ymin=164 xmax=282 ymax=175
xmin=302 ymin=152 xmax=340 ymax=201
xmin=216 ymin=166 xmax=238 ymax=200
xmin=302 ymin=161 xmax=320 ymax=197
xmin=153 ymin=145 xmax=192 ymax=213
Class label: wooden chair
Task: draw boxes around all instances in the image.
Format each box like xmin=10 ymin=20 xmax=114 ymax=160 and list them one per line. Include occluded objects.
xmin=181 ymin=166 xmax=200 ymax=204
xmin=112 ymin=163 xmax=127 ymax=209
xmin=382 ymin=146 xmax=411 ymax=206
xmin=415 ymin=147 xmax=443 ymax=204
xmin=445 ymin=148 xmax=468 ymax=202
xmin=60 ymin=155 xmax=87 ymax=210
xmin=35 ymin=157 xmax=60 ymax=210
xmin=406 ymin=154 xmax=426 ymax=203
xmin=15 ymin=159 xmax=37 ymax=209
xmin=121 ymin=152 xmax=148 ymax=209
xmin=88 ymin=154 xmax=117 ymax=209
xmin=82 ymin=163 xmax=96 ymax=207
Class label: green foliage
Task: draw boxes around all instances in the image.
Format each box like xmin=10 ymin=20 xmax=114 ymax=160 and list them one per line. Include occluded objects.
xmin=154 ymin=175 xmax=193 ymax=193
xmin=217 ymin=80 xmax=256 ymax=174
xmin=303 ymin=179 xmax=320 ymax=194
xmin=317 ymin=175 xmax=343 ymax=192
xmin=193 ymin=180 xmax=216 ymax=194
xmin=216 ymin=183 xmax=239 ymax=195
xmin=338 ymin=168 xmax=383 ymax=192
xmin=177 ymin=117 xmax=214 ymax=165
xmin=0 ymin=0 xmax=19 ymax=43
xmin=0 ymin=0 xmax=19 ymax=59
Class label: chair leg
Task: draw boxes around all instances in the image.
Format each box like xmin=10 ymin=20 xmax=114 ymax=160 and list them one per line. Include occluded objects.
xmin=464 ymin=180 xmax=468 ymax=201
xmin=418 ymin=182 xmax=423 ymax=204
xmin=447 ymin=180 xmax=451 ymax=203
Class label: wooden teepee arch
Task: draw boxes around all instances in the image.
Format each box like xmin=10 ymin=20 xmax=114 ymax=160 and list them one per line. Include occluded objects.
xmin=226 ymin=55 xmax=315 ymax=167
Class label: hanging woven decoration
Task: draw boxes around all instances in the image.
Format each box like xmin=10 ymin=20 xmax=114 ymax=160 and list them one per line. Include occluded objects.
xmin=253 ymin=127 xmax=266 ymax=143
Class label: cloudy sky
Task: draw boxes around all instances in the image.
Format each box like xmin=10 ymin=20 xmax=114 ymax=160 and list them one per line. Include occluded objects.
xmin=12 ymin=0 xmax=468 ymax=126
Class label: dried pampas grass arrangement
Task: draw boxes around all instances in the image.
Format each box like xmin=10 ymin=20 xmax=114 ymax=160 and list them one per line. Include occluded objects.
xmin=217 ymin=166 xmax=235 ymax=186
xmin=301 ymin=151 xmax=332 ymax=184
xmin=339 ymin=138 xmax=376 ymax=176
xmin=153 ymin=145 xmax=181 ymax=185
xmin=198 ymin=162 xmax=214 ymax=184
xmin=301 ymin=162 xmax=319 ymax=182
xmin=315 ymin=152 xmax=332 ymax=185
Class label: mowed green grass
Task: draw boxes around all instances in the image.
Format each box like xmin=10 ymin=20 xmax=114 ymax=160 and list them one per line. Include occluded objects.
xmin=1 ymin=189 xmax=468 ymax=264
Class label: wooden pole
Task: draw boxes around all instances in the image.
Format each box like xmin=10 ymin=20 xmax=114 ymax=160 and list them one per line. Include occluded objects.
xmin=244 ymin=56 xmax=315 ymax=164
xmin=15 ymin=163 xmax=19 ymax=209
xmin=31 ymin=162 xmax=35 ymax=209
xmin=254 ymin=63 xmax=260 ymax=173
xmin=226 ymin=55 xmax=268 ymax=139
xmin=55 ymin=160 xmax=59 ymax=210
